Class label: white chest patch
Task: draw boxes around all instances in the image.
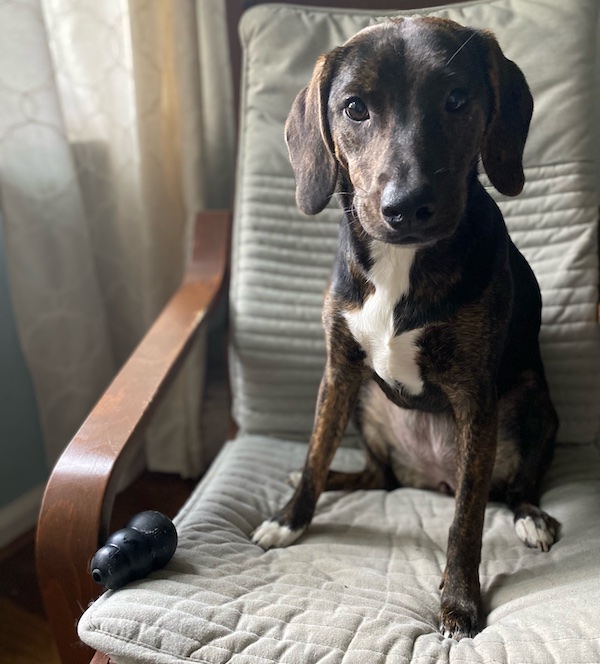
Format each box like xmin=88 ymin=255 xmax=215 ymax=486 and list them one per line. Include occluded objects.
xmin=344 ymin=241 xmax=424 ymax=395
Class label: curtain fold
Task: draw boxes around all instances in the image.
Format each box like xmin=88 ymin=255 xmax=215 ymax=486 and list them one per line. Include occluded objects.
xmin=0 ymin=0 xmax=234 ymax=476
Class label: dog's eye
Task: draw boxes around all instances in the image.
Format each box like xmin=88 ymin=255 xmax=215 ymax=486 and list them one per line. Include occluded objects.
xmin=445 ymin=88 xmax=469 ymax=113
xmin=345 ymin=98 xmax=369 ymax=122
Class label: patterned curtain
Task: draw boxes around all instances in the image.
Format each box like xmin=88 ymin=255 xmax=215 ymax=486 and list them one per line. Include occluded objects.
xmin=0 ymin=0 xmax=234 ymax=475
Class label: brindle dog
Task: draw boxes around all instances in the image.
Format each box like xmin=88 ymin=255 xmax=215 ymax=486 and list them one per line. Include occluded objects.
xmin=252 ymin=17 xmax=559 ymax=640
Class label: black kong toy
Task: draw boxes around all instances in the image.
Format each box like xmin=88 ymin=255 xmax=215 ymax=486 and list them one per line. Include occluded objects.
xmin=91 ymin=511 xmax=178 ymax=590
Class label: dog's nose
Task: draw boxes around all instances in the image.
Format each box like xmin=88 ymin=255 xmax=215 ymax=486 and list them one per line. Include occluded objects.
xmin=381 ymin=182 xmax=435 ymax=227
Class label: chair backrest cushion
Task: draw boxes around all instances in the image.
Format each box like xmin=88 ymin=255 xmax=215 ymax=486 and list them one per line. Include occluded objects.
xmin=229 ymin=0 xmax=600 ymax=445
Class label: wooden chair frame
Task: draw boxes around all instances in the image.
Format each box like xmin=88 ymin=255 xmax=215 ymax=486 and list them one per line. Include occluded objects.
xmin=36 ymin=1 xmax=598 ymax=663
xmin=36 ymin=210 xmax=231 ymax=664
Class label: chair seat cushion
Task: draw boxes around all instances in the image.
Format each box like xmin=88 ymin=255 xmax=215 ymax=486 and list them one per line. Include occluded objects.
xmin=79 ymin=435 xmax=600 ymax=663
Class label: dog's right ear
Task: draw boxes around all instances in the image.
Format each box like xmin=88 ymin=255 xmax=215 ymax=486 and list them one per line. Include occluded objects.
xmin=285 ymin=54 xmax=338 ymax=215
xmin=479 ymin=31 xmax=533 ymax=197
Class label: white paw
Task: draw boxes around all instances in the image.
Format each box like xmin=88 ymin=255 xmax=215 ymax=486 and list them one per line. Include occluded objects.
xmin=514 ymin=514 xmax=558 ymax=552
xmin=441 ymin=628 xmax=469 ymax=641
xmin=251 ymin=519 xmax=304 ymax=550
xmin=285 ymin=471 xmax=302 ymax=488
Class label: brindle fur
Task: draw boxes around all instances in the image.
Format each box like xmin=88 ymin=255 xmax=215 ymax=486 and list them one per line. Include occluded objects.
xmin=253 ymin=17 xmax=559 ymax=640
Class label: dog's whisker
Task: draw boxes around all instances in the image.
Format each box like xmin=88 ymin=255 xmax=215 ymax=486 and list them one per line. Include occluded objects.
xmin=445 ymin=32 xmax=476 ymax=66
xmin=332 ymin=189 xmax=367 ymax=200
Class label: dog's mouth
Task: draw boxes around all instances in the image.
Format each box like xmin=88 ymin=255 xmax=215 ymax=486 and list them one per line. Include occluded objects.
xmin=382 ymin=224 xmax=447 ymax=246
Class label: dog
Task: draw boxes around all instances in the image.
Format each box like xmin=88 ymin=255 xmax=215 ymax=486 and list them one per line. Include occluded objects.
xmin=252 ymin=16 xmax=560 ymax=640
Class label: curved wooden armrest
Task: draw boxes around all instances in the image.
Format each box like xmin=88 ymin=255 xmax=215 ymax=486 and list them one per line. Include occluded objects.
xmin=36 ymin=210 xmax=232 ymax=664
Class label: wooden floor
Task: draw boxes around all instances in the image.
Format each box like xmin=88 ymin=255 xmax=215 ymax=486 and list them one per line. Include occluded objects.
xmin=0 ymin=471 xmax=196 ymax=664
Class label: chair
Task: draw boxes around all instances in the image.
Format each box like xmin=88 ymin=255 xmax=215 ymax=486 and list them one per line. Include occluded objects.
xmin=37 ymin=1 xmax=600 ymax=662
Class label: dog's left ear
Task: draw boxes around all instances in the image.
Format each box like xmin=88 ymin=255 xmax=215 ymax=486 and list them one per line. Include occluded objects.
xmin=285 ymin=53 xmax=339 ymax=215
xmin=479 ymin=31 xmax=533 ymax=197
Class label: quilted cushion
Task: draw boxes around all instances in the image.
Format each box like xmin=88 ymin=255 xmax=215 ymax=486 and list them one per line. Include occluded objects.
xmin=79 ymin=436 xmax=600 ymax=662
xmin=229 ymin=0 xmax=600 ymax=444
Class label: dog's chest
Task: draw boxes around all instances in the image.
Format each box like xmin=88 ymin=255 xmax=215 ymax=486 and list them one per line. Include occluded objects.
xmin=343 ymin=243 xmax=424 ymax=395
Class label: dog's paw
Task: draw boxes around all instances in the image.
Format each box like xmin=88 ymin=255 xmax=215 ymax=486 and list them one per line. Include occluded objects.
xmin=251 ymin=519 xmax=305 ymax=550
xmin=514 ymin=508 xmax=560 ymax=552
xmin=439 ymin=600 xmax=482 ymax=641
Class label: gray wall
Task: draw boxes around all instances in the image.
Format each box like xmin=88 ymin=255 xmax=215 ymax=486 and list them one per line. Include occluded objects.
xmin=0 ymin=218 xmax=48 ymax=509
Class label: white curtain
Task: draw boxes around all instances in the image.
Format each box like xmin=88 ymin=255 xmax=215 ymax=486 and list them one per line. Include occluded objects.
xmin=0 ymin=0 xmax=234 ymax=475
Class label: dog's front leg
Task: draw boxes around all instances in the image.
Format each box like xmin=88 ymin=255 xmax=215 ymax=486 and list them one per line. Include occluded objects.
xmin=252 ymin=361 xmax=362 ymax=549
xmin=439 ymin=394 xmax=498 ymax=640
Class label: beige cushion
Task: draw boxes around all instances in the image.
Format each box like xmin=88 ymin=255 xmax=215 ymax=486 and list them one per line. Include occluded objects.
xmin=79 ymin=436 xmax=600 ymax=663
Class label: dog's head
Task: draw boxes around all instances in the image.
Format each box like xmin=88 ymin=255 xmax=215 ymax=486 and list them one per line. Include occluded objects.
xmin=285 ymin=17 xmax=533 ymax=245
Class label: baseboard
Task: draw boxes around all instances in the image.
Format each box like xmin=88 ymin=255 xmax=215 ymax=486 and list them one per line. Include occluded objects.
xmin=0 ymin=484 xmax=45 ymax=550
